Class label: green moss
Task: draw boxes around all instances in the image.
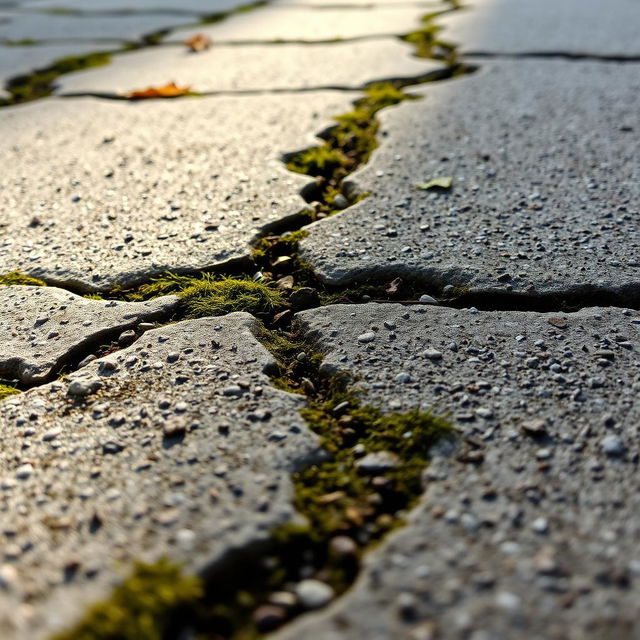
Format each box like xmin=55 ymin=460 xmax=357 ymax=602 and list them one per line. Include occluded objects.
xmin=51 ymin=559 xmax=202 ymax=640
xmin=3 ymin=51 xmax=112 ymax=105
xmin=0 ymin=270 xmax=47 ymax=286
xmin=132 ymin=274 xmax=284 ymax=320
xmin=4 ymin=38 xmax=39 ymax=47
xmin=296 ymin=396 xmax=452 ymax=542
xmin=0 ymin=384 xmax=20 ymax=401
xmin=252 ymin=230 xmax=309 ymax=267
xmin=401 ymin=24 xmax=458 ymax=64
xmin=284 ymin=82 xmax=415 ymax=217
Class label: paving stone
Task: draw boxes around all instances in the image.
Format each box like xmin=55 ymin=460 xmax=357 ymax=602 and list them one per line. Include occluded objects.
xmin=170 ymin=4 xmax=442 ymax=43
xmin=440 ymin=0 xmax=640 ymax=57
xmin=300 ymin=60 xmax=640 ymax=298
xmin=0 ymin=41 xmax=103 ymax=96
xmin=0 ymin=9 xmax=189 ymax=43
xmin=0 ymin=285 xmax=177 ymax=384
xmin=280 ymin=302 xmax=640 ymax=639
xmin=277 ymin=0 xmax=443 ymax=6
xmin=0 ymin=313 xmax=317 ymax=639
xmin=57 ymin=38 xmax=438 ymax=95
xmin=25 ymin=0 xmax=236 ymax=13
xmin=0 ymin=91 xmax=356 ymax=291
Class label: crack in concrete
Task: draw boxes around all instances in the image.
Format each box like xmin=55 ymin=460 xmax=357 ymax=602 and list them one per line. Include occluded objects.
xmin=3 ymin=0 xmax=639 ymax=635
xmin=466 ymin=50 xmax=640 ymax=63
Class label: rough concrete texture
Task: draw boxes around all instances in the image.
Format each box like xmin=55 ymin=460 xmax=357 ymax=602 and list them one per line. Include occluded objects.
xmin=57 ymin=39 xmax=439 ymax=95
xmin=0 ymin=313 xmax=316 ymax=639
xmin=439 ymin=0 xmax=640 ymax=57
xmin=171 ymin=4 xmax=442 ymax=43
xmin=300 ymin=60 xmax=640 ymax=298
xmin=280 ymin=302 xmax=640 ymax=639
xmin=0 ymin=91 xmax=356 ymax=291
xmin=0 ymin=285 xmax=177 ymax=384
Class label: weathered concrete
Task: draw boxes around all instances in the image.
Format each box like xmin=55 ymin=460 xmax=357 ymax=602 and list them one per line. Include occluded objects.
xmin=171 ymin=4 xmax=442 ymax=43
xmin=439 ymin=0 xmax=640 ymax=57
xmin=0 ymin=285 xmax=177 ymax=383
xmin=0 ymin=313 xmax=317 ymax=639
xmin=300 ymin=60 xmax=640 ymax=298
xmin=57 ymin=38 xmax=439 ymax=95
xmin=0 ymin=91 xmax=356 ymax=291
xmin=280 ymin=302 xmax=640 ymax=639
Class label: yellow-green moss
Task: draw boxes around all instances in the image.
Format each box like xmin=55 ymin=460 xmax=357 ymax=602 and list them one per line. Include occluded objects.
xmin=284 ymin=82 xmax=415 ymax=217
xmin=0 ymin=384 xmax=20 ymax=401
xmin=252 ymin=230 xmax=309 ymax=265
xmin=401 ymin=23 xmax=458 ymax=64
xmin=296 ymin=396 xmax=452 ymax=542
xmin=2 ymin=51 xmax=112 ymax=105
xmin=0 ymin=270 xmax=47 ymax=286
xmin=132 ymin=274 xmax=284 ymax=320
xmin=51 ymin=559 xmax=202 ymax=640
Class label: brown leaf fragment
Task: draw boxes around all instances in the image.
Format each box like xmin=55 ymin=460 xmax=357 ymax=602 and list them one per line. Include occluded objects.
xmin=318 ymin=490 xmax=345 ymax=504
xmin=548 ymin=317 xmax=568 ymax=329
xmin=385 ymin=277 xmax=402 ymax=295
xmin=184 ymin=33 xmax=212 ymax=52
xmin=124 ymin=82 xmax=191 ymax=99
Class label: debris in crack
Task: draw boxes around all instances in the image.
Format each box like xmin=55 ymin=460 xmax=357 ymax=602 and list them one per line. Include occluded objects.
xmin=50 ymin=319 xmax=452 ymax=639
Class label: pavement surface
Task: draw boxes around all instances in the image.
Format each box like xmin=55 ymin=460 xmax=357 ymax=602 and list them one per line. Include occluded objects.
xmin=299 ymin=60 xmax=640 ymax=297
xmin=0 ymin=313 xmax=315 ymax=639
xmin=1 ymin=0 xmax=639 ymax=638
xmin=280 ymin=303 xmax=640 ymax=639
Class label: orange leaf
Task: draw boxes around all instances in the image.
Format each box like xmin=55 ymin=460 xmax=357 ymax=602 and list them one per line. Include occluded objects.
xmin=124 ymin=82 xmax=191 ymax=99
xmin=184 ymin=33 xmax=212 ymax=52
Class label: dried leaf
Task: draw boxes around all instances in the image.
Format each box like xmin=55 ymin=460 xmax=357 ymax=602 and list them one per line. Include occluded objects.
xmin=318 ymin=491 xmax=345 ymax=504
xmin=184 ymin=33 xmax=212 ymax=52
xmin=415 ymin=176 xmax=454 ymax=191
xmin=124 ymin=82 xmax=191 ymax=99
xmin=548 ymin=317 xmax=568 ymax=329
xmin=385 ymin=277 xmax=402 ymax=295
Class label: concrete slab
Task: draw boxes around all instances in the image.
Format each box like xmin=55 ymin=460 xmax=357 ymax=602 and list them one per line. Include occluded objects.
xmin=439 ymin=0 xmax=640 ymax=57
xmin=277 ymin=0 xmax=443 ymax=7
xmin=0 ymin=9 xmax=188 ymax=43
xmin=25 ymin=0 xmax=238 ymax=14
xmin=0 ymin=91 xmax=356 ymax=291
xmin=0 ymin=285 xmax=177 ymax=383
xmin=280 ymin=302 xmax=640 ymax=639
xmin=169 ymin=4 xmax=439 ymax=43
xmin=0 ymin=313 xmax=317 ymax=639
xmin=0 ymin=41 xmax=104 ymax=93
xmin=56 ymin=39 xmax=439 ymax=95
xmin=299 ymin=60 xmax=640 ymax=299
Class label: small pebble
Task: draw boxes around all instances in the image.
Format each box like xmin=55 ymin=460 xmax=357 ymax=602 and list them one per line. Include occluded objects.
xmin=295 ymin=579 xmax=334 ymax=609
xmin=601 ymin=435 xmax=625 ymax=457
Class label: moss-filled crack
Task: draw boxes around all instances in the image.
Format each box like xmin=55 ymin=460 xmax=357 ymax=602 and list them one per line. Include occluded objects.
xmin=51 ymin=316 xmax=453 ymax=640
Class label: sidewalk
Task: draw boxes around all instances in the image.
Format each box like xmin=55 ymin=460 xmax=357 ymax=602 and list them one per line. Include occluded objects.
xmin=0 ymin=0 xmax=639 ymax=638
